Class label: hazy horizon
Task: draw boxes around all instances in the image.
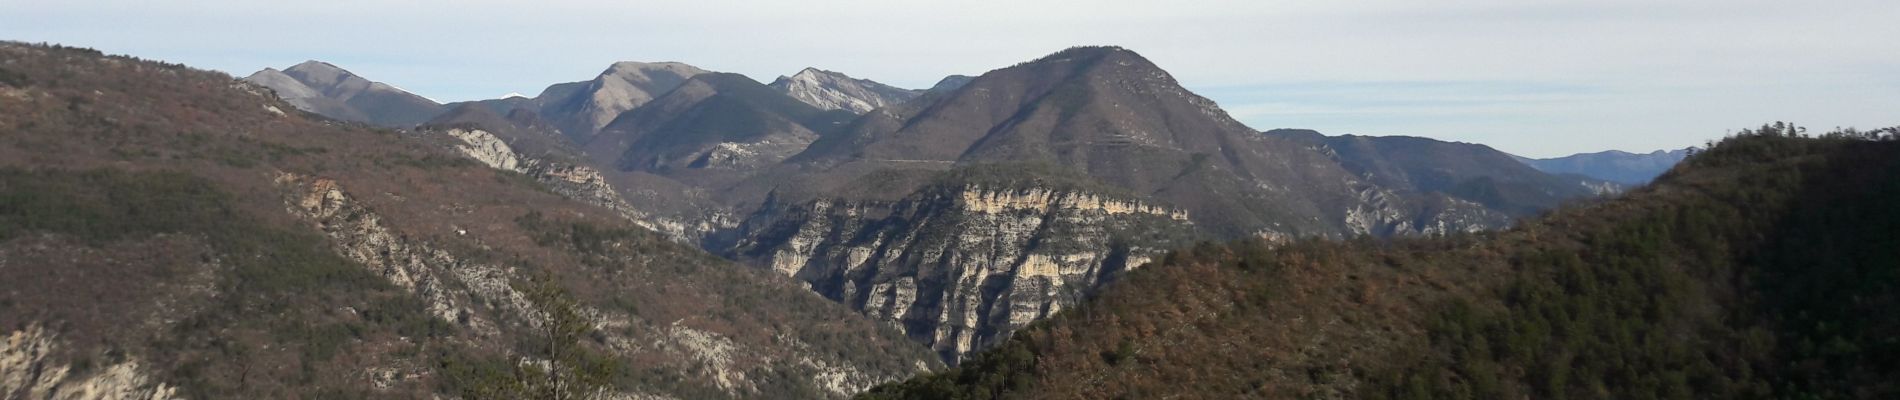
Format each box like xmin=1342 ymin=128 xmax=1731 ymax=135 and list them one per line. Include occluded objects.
xmin=5 ymin=0 xmax=1895 ymax=157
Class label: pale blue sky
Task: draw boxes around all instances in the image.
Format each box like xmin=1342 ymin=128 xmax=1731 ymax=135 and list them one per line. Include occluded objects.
xmin=4 ymin=0 xmax=1896 ymax=157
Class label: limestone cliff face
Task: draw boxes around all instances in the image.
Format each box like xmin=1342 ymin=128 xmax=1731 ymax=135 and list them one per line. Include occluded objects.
xmin=1 ymin=325 xmax=179 ymax=400
xmin=727 ymin=185 xmax=1196 ymax=362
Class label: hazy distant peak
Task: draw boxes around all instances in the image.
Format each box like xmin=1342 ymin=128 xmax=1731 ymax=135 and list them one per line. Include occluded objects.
xmin=766 ymin=67 xmax=918 ymax=114
xmin=784 ymin=67 xmax=847 ymax=81
xmin=243 ymin=68 xmax=310 ymax=92
xmin=773 ymin=67 xmax=851 ymax=88
xmin=288 ymin=59 xmax=340 ymax=70
xmin=1519 ymin=147 xmax=1691 ymax=184
xmin=1029 ymin=45 xmax=1145 ymax=65
xmin=688 ymin=71 xmax=766 ymax=87
xmin=926 ymin=75 xmax=975 ymax=93
xmin=282 ymin=60 xmax=358 ymax=87
xmin=601 ymin=61 xmax=708 ymax=78
xmin=243 ymin=60 xmax=443 ymax=126
xmin=791 ymin=66 xmax=828 ymax=76
xmin=543 ymin=60 xmax=711 ymax=141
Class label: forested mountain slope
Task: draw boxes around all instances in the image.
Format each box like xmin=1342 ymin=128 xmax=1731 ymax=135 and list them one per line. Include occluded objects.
xmin=863 ymin=125 xmax=1900 ymax=399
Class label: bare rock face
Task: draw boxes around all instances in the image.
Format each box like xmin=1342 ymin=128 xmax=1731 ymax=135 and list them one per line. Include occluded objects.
xmin=1 ymin=325 xmax=180 ymax=400
xmin=728 ymin=184 xmax=1196 ymax=362
xmin=768 ymin=68 xmax=920 ymax=114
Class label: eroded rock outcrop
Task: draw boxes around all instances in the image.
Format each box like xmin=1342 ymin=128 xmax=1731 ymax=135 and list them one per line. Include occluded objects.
xmin=275 ymin=173 xmax=922 ymax=398
xmin=1 ymin=325 xmax=179 ymax=400
xmin=729 ymin=185 xmax=1196 ymax=362
xmin=276 ymin=172 xmax=531 ymax=337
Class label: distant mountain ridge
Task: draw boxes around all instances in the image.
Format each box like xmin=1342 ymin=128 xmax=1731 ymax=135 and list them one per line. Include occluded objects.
xmin=593 ymin=72 xmax=857 ymax=173
xmin=1516 ymin=148 xmax=1690 ymax=184
xmin=768 ymin=68 xmax=921 ymax=114
xmin=243 ymin=60 xmax=445 ymax=126
xmin=239 ymin=46 xmax=1624 ymax=365
xmin=1267 ymin=129 xmax=1621 ymax=215
xmin=705 ymin=46 xmax=1605 ymax=362
xmin=540 ymin=61 xmax=711 ymax=142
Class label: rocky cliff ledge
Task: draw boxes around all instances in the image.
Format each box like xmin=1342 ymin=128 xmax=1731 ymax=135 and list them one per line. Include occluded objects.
xmin=728 ymin=185 xmax=1198 ymax=362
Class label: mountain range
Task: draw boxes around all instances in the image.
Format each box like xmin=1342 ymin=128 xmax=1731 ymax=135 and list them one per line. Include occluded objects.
xmin=238 ymin=46 xmax=1648 ymax=364
xmin=244 ymin=61 xmax=445 ymax=126
xmin=1515 ymin=148 xmax=1693 ymax=184
xmin=8 ymin=40 xmax=1872 ymax=400
xmin=0 ymin=43 xmax=937 ymax=399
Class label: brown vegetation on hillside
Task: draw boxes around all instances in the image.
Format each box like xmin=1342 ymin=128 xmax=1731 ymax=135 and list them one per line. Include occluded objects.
xmin=863 ymin=126 xmax=1900 ymax=399
xmin=0 ymin=42 xmax=935 ymax=399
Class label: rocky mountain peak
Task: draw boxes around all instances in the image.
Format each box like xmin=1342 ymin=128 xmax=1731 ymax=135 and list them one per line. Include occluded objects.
xmin=787 ymin=67 xmax=833 ymax=80
xmin=926 ymin=75 xmax=975 ymax=93
xmin=1032 ymin=45 xmax=1140 ymax=62
xmin=601 ymin=61 xmax=707 ymax=81
xmin=767 ymin=67 xmax=920 ymax=114
xmin=797 ymin=45 xmax=1248 ymax=168
xmin=242 ymin=60 xmax=443 ymax=127
xmin=281 ymin=60 xmax=361 ymax=90
xmin=243 ymin=67 xmax=321 ymax=99
xmin=545 ymin=61 xmax=711 ymax=142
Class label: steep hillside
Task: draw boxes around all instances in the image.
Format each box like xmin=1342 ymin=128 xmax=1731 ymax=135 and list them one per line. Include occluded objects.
xmin=861 ymin=128 xmax=1900 ymax=399
xmin=1519 ymin=148 xmax=1690 ymax=184
xmin=769 ymin=68 xmax=921 ymax=114
xmin=243 ymin=61 xmax=445 ymax=127
xmin=0 ymin=42 xmax=937 ymax=399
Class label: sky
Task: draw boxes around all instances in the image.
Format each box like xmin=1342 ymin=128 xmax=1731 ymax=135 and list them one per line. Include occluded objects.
xmin=4 ymin=0 xmax=1896 ymax=157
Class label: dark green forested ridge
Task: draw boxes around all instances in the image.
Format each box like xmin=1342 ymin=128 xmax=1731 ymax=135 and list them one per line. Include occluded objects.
xmin=860 ymin=124 xmax=1900 ymax=399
